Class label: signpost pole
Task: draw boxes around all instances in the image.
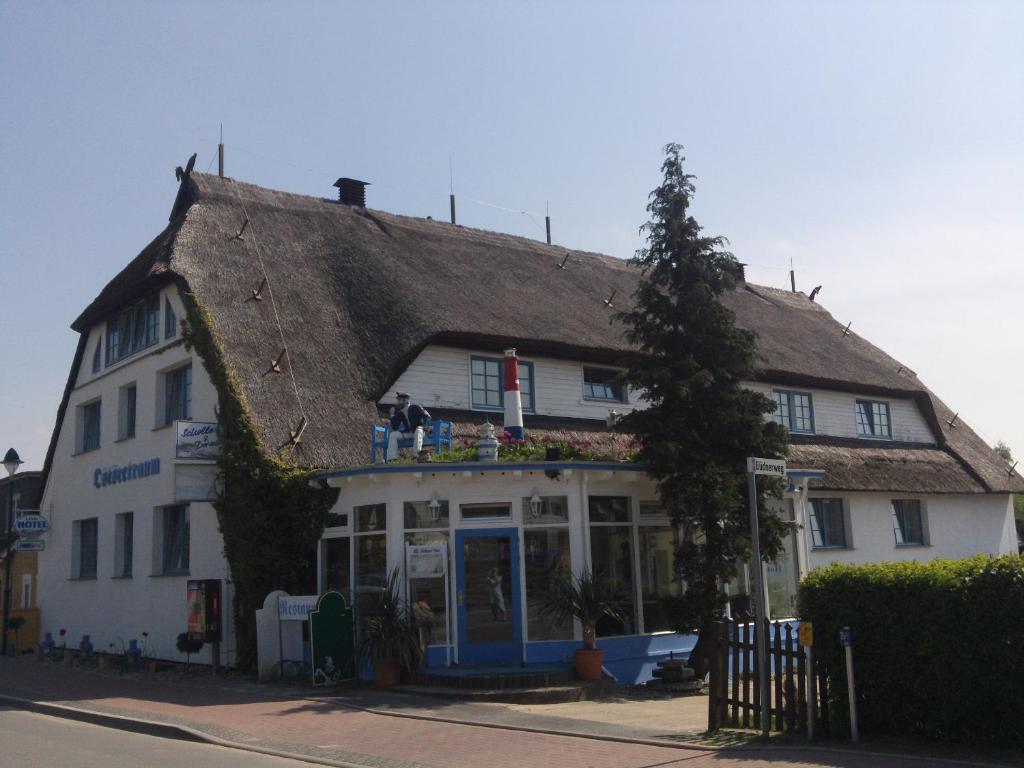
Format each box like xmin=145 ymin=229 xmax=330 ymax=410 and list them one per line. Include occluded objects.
xmin=745 ymin=468 xmax=770 ymax=741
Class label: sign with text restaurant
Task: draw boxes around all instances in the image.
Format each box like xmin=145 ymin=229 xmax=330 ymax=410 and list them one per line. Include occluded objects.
xmin=746 ymin=457 xmax=787 ymax=477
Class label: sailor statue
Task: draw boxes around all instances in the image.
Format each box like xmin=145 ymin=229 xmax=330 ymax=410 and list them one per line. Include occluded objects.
xmin=386 ymin=391 xmax=432 ymax=462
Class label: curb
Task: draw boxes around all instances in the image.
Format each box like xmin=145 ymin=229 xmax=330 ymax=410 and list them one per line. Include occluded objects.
xmin=0 ymin=693 xmax=374 ymax=768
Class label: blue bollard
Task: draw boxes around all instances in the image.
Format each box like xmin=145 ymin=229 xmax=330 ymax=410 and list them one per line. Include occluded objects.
xmin=42 ymin=632 xmax=55 ymax=656
xmin=127 ymin=639 xmax=140 ymax=658
xmin=80 ymin=635 xmax=93 ymax=655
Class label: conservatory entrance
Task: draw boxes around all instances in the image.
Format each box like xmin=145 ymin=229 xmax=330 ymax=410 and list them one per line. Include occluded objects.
xmin=455 ymin=528 xmax=522 ymax=664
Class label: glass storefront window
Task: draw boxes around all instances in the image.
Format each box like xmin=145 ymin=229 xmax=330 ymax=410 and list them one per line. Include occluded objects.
xmin=405 ymin=531 xmax=449 ymax=645
xmin=639 ymin=526 xmax=677 ymax=632
xmin=589 ymin=524 xmax=636 ymax=636
xmin=404 ymin=500 xmax=449 ymax=529
xmin=355 ymin=503 xmax=386 ymax=533
xmin=354 ymin=533 xmax=387 ymax=622
xmin=589 ymin=496 xmax=631 ymax=523
xmin=524 ymin=528 xmax=572 ymax=640
xmin=522 ymin=495 xmax=569 ymax=525
xmin=322 ymin=537 xmax=351 ymax=595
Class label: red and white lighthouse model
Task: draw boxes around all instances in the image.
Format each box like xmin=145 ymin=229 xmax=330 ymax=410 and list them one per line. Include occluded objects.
xmin=503 ymin=348 xmax=525 ymax=441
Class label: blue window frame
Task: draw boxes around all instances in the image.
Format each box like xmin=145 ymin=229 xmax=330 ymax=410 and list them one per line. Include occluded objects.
xmin=772 ymin=389 xmax=814 ymax=433
xmin=856 ymin=399 xmax=892 ymax=439
xmin=91 ymin=339 xmax=102 ymax=374
xmin=162 ymin=505 xmax=189 ymax=574
xmin=809 ymin=498 xmax=847 ymax=548
xmin=164 ymin=364 xmax=192 ymax=425
xmin=583 ymin=367 xmax=627 ymax=403
xmin=105 ymin=294 xmax=161 ymax=367
xmin=470 ymin=356 xmax=535 ymax=413
xmin=81 ymin=400 xmax=101 ymax=452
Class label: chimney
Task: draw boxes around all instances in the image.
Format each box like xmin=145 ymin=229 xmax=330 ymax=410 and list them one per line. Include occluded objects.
xmin=333 ymin=177 xmax=369 ymax=207
xmin=737 ymin=262 xmax=747 ymax=283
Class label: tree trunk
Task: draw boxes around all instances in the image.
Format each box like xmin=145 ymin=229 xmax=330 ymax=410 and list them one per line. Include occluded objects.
xmin=687 ymin=614 xmax=716 ymax=678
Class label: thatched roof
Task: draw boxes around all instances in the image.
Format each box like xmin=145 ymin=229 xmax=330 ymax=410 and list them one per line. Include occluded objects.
xmin=65 ymin=170 xmax=1024 ymax=495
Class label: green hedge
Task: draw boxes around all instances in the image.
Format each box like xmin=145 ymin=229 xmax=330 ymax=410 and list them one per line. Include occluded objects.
xmin=798 ymin=555 xmax=1024 ymax=745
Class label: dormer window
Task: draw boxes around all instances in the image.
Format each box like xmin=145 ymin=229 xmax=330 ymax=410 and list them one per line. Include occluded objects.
xmin=856 ymin=399 xmax=892 ymax=439
xmin=105 ymin=294 xmax=161 ymax=367
xmin=583 ymin=367 xmax=627 ymax=403
xmin=470 ymin=356 xmax=535 ymax=413
xmin=771 ymin=389 xmax=814 ymax=434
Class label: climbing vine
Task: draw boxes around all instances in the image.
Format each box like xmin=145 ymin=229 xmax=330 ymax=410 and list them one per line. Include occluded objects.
xmin=181 ymin=293 xmax=337 ymax=671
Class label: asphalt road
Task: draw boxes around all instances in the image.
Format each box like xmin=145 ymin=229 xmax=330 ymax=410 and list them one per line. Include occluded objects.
xmin=0 ymin=708 xmax=324 ymax=768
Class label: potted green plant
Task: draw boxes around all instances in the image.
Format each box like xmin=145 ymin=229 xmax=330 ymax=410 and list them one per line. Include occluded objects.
xmin=541 ymin=570 xmax=623 ymax=680
xmin=358 ymin=568 xmax=421 ymax=687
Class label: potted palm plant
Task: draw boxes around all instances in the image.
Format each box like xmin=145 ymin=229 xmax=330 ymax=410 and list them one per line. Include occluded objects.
xmin=358 ymin=568 xmax=421 ymax=687
xmin=541 ymin=570 xmax=623 ymax=680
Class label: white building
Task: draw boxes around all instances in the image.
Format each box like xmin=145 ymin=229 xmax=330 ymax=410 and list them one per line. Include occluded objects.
xmin=35 ymin=166 xmax=1022 ymax=681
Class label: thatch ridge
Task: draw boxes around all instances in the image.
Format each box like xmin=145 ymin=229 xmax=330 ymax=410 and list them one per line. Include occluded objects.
xmin=57 ymin=171 xmax=1024 ymax=494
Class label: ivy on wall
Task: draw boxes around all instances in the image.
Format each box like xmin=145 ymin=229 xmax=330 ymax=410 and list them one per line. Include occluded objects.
xmin=181 ymin=293 xmax=338 ymax=671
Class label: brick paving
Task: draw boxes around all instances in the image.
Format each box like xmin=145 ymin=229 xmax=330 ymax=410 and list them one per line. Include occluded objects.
xmin=0 ymin=658 xmax=957 ymax=767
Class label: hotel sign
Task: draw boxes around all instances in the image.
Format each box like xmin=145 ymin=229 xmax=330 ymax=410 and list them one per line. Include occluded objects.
xmin=176 ymin=421 xmax=222 ymax=460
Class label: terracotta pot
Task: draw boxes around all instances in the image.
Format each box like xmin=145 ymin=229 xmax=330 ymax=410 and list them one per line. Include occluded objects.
xmin=373 ymin=657 xmax=401 ymax=687
xmin=574 ymin=648 xmax=605 ymax=681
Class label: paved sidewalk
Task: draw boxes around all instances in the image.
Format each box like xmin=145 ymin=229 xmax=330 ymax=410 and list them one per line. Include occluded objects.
xmin=0 ymin=658 xmax=974 ymax=767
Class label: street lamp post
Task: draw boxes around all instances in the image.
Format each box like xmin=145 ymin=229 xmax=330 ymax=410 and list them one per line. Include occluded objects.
xmin=2 ymin=447 xmax=23 ymax=657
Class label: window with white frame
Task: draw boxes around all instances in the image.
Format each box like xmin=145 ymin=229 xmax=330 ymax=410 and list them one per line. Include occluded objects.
xmin=588 ymin=496 xmax=636 ymax=636
xmin=114 ymin=512 xmax=133 ymax=577
xmin=637 ymin=501 xmax=679 ymax=632
xmin=892 ymin=499 xmax=926 ymax=546
xmin=470 ymin=356 xmax=535 ymax=413
xmin=856 ymin=399 xmax=892 ymax=439
xmin=404 ymin=500 xmax=451 ymax=646
xmin=353 ymin=503 xmax=387 ymax=625
xmin=118 ymin=383 xmax=137 ymax=441
xmin=772 ymin=390 xmax=814 ymax=434
xmin=158 ymin=505 xmax=190 ymax=575
xmin=163 ymin=364 xmax=192 ymax=425
xmin=72 ymin=518 xmax=98 ymax=579
xmin=105 ymin=294 xmax=161 ymax=367
xmin=523 ymin=495 xmax=572 ymax=640
xmin=809 ymin=498 xmax=848 ymax=548
xmin=79 ymin=400 xmax=101 ymax=453
xmin=583 ymin=367 xmax=627 ymax=403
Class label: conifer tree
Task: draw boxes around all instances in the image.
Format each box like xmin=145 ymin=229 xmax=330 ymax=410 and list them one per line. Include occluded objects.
xmin=617 ymin=144 xmax=790 ymax=674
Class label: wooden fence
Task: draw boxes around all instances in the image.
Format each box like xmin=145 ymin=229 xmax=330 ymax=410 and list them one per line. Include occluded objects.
xmin=708 ymin=619 xmax=828 ymax=735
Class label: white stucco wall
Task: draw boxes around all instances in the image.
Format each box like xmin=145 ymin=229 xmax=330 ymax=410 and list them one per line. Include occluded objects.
xmin=37 ymin=284 xmax=232 ymax=664
xmin=803 ymin=492 xmax=1016 ymax=570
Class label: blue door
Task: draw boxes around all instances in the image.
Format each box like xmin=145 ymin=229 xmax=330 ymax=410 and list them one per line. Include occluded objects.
xmin=455 ymin=528 xmax=522 ymax=664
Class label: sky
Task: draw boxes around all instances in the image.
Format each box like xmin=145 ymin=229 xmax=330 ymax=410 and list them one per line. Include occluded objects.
xmin=1 ymin=1 xmax=1022 ymax=473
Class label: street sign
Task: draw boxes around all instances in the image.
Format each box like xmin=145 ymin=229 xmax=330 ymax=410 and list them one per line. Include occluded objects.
xmin=13 ymin=514 xmax=49 ymax=537
xmin=746 ymin=457 xmax=787 ymax=476
xmin=14 ymin=540 xmax=44 ymax=552
xmin=798 ymin=622 xmax=813 ymax=647
xmin=839 ymin=625 xmax=853 ymax=647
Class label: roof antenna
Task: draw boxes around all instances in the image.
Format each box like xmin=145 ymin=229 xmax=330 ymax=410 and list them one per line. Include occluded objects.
xmin=557 ymin=252 xmax=570 ymax=270
xmin=218 ymin=124 xmax=224 ymax=178
xmin=449 ymin=156 xmax=456 ymax=225
xmin=545 ymin=201 xmax=552 ymax=245
xmin=603 ymin=289 xmax=616 ymax=308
